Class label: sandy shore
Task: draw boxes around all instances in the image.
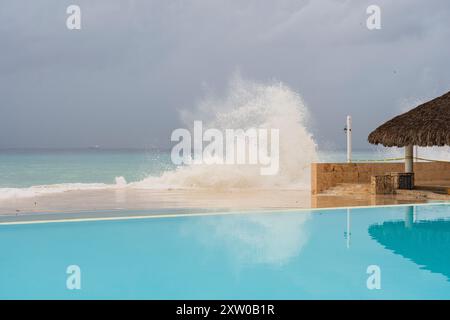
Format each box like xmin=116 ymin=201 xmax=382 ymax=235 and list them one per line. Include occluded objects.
xmin=0 ymin=189 xmax=312 ymax=214
xmin=0 ymin=187 xmax=434 ymax=218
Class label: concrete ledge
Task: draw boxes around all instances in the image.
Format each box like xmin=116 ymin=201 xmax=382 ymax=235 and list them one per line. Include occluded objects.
xmin=311 ymin=162 xmax=450 ymax=195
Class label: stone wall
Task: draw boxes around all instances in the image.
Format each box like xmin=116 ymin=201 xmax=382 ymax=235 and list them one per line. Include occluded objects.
xmin=311 ymin=162 xmax=450 ymax=194
xmin=370 ymin=175 xmax=395 ymax=194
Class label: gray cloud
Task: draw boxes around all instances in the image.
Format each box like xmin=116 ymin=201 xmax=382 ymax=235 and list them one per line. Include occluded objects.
xmin=1 ymin=0 xmax=449 ymax=149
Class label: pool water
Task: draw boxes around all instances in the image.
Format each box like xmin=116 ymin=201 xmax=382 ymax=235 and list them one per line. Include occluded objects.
xmin=0 ymin=204 xmax=450 ymax=299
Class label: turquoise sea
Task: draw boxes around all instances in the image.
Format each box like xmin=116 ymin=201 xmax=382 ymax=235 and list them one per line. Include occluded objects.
xmin=0 ymin=147 xmax=448 ymax=201
xmin=0 ymin=148 xmax=397 ymax=189
xmin=0 ymin=149 xmax=176 ymax=188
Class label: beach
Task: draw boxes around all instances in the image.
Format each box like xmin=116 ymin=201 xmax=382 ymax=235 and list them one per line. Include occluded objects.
xmin=0 ymin=186 xmax=434 ymax=219
xmin=1 ymin=148 xmax=448 ymax=218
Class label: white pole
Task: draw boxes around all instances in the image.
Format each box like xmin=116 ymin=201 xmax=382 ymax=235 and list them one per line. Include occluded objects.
xmin=346 ymin=116 xmax=352 ymax=163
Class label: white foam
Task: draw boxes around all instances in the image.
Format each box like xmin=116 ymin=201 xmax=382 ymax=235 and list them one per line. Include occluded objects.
xmin=0 ymin=183 xmax=111 ymax=201
xmin=0 ymin=76 xmax=318 ymax=201
xmin=115 ymin=176 xmax=128 ymax=186
xmin=132 ymin=75 xmax=318 ymax=190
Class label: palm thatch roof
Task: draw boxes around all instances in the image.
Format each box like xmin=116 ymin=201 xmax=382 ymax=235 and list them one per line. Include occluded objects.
xmin=368 ymin=91 xmax=450 ymax=147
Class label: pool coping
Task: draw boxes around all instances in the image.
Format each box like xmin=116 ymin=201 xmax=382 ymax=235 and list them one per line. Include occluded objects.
xmin=0 ymin=201 xmax=448 ymax=226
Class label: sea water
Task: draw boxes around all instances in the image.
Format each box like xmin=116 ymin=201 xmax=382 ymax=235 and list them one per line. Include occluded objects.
xmin=1 ymin=76 xmax=448 ymax=199
xmin=0 ymin=148 xmax=448 ymax=200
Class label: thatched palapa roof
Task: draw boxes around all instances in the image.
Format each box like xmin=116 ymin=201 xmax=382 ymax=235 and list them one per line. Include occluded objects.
xmin=368 ymin=91 xmax=450 ymax=147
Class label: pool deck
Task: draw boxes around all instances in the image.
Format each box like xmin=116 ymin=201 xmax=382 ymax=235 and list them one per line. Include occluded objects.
xmin=0 ymin=187 xmax=447 ymax=224
xmin=415 ymin=181 xmax=450 ymax=195
xmin=315 ymin=181 xmax=450 ymax=208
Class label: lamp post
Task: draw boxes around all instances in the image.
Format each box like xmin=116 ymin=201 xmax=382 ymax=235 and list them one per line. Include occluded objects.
xmin=345 ymin=116 xmax=352 ymax=163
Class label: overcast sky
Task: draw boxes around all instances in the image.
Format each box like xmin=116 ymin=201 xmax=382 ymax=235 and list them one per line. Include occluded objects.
xmin=1 ymin=0 xmax=449 ymax=150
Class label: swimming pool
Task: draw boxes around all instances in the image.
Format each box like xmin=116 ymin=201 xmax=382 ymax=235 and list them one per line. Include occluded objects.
xmin=0 ymin=203 xmax=450 ymax=299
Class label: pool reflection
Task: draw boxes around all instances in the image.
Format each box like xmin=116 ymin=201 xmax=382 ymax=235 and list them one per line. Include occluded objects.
xmin=369 ymin=206 xmax=450 ymax=281
xmin=185 ymin=212 xmax=311 ymax=266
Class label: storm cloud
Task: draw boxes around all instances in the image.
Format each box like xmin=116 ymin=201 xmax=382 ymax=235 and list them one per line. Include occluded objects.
xmin=1 ymin=0 xmax=449 ymax=149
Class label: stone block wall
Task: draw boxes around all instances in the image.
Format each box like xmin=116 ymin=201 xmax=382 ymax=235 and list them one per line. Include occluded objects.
xmin=311 ymin=162 xmax=450 ymax=194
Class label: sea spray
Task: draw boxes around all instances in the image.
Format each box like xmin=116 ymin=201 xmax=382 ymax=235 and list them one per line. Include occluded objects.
xmin=0 ymin=76 xmax=318 ymax=201
xmin=170 ymin=121 xmax=280 ymax=175
xmin=133 ymin=76 xmax=318 ymax=190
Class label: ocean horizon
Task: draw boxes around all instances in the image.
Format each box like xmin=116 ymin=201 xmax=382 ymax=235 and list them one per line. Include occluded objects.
xmin=0 ymin=147 xmax=448 ymax=200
